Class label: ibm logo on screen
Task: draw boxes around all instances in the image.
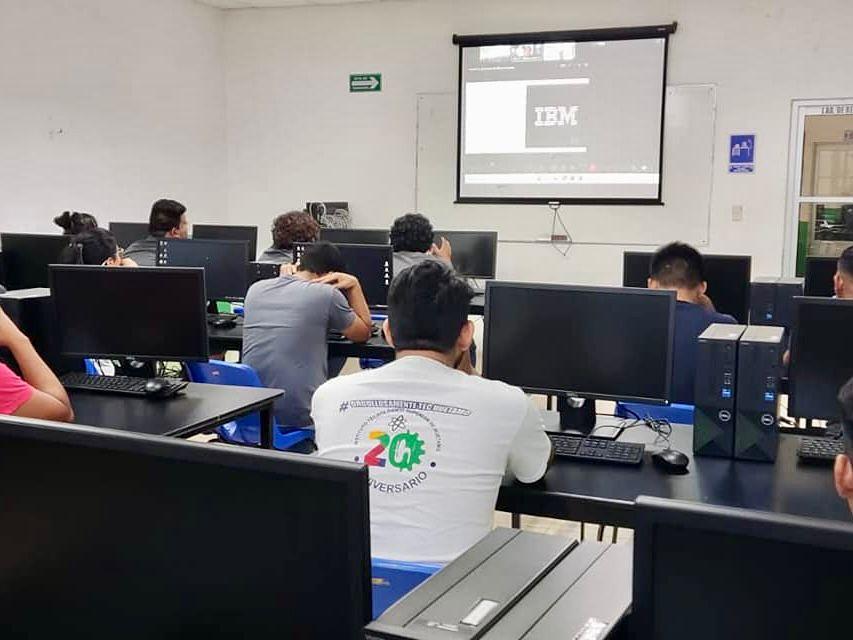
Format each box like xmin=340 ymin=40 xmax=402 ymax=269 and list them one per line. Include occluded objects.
xmin=533 ymin=105 xmax=579 ymax=128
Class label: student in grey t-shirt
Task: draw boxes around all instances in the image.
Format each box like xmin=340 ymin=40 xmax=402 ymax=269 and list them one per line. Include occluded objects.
xmin=257 ymin=210 xmax=320 ymax=264
xmin=123 ymin=199 xmax=189 ymax=266
xmin=390 ymin=213 xmax=453 ymax=275
xmin=243 ymin=242 xmax=372 ymax=428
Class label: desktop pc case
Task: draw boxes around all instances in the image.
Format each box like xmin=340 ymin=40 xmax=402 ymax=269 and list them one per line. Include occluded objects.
xmin=749 ymin=277 xmax=804 ymax=328
xmin=693 ymin=324 xmax=747 ymax=458
xmin=734 ymin=325 xmax=784 ymax=462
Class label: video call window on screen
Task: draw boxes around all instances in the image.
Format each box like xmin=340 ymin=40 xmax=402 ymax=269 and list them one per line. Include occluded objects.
xmin=455 ymin=24 xmax=676 ymax=204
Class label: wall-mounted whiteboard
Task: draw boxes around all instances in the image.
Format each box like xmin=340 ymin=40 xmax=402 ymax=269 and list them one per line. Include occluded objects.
xmin=416 ymin=84 xmax=716 ymax=246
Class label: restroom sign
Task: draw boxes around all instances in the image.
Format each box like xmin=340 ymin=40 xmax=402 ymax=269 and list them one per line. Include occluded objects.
xmin=729 ymin=134 xmax=755 ymax=174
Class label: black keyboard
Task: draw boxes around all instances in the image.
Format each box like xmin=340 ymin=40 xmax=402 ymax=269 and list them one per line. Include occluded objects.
xmin=548 ymin=432 xmax=645 ymax=466
xmin=797 ymin=437 xmax=845 ymax=464
xmin=60 ymin=372 xmax=187 ymax=397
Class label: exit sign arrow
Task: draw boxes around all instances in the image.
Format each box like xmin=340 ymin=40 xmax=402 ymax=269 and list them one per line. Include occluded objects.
xmin=350 ymin=73 xmax=381 ymax=92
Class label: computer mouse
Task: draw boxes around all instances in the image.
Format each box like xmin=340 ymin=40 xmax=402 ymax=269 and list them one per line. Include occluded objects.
xmin=144 ymin=379 xmax=167 ymax=398
xmin=212 ymin=318 xmax=237 ymax=329
xmin=652 ymin=449 xmax=690 ymax=474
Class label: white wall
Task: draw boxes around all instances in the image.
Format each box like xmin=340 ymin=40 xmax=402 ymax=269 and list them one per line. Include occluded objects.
xmin=223 ymin=0 xmax=853 ymax=283
xmin=0 ymin=0 xmax=227 ymax=234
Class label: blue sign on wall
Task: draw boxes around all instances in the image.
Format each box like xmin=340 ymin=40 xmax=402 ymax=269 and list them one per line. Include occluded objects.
xmin=729 ymin=134 xmax=755 ymax=173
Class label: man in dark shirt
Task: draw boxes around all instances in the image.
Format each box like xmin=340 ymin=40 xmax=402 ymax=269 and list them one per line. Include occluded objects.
xmin=123 ymin=199 xmax=189 ymax=266
xmin=648 ymin=242 xmax=736 ymax=404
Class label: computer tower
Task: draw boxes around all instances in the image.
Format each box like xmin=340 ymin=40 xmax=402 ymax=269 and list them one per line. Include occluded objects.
xmin=734 ymin=325 xmax=784 ymax=462
xmin=693 ymin=323 xmax=747 ymax=458
xmin=749 ymin=277 xmax=804 ymax=328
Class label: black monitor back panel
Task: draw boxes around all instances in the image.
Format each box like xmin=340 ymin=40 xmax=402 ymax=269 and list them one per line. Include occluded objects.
xmin=192 ymin=224 xmax=259 ymax=262
xmin=0 ymin=417 xmax=371 ymax=639
xmin=0 ymin=233 xmax=71 ymax=290
xmin=108 ymin=222 xmax=149 ymax=250
xmin=622 ymin=252 xmax=752 ymax=324
xmin=433 ymin=230 xmax=498 ymax=279
xmin=804 ymin=256 xmax=838 ymax=297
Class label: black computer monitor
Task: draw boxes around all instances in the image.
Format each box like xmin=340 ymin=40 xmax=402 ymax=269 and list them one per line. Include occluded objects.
xmin=633 ymin=496 xmax=853 ymax=640
xmin=49 ymin=265 xmax=209 ymax=361
xmin=294 ymin=242 xmax=392 ymax=308
xmin=0 ymin=416 xmax=371 ymax=638
xmin=804 ymin=256 xmax=838 ymax=297
xmin=622 ymin=251 xmax=752 ymax=324
xmin=320 ymin=228 xmax=390 ymax=245
xmin=0 ymin=233 xmax=71 ymax=290
xmin=483 ymin=283 xmax=675 ymax=431
xmin=157 ymin=238 xmax=249 ymax=301
xmin=108 ymin=222 xmax=149 ymax=249
xmin=433 ymin=230 xmax=498 ymax=279
xmin=246 ymin=261 xmax=281 ymax=288
xmin=788 ymin=296 xmax=853 ymax=420
xmin=192 ymin=224 xmax=259 ymax=261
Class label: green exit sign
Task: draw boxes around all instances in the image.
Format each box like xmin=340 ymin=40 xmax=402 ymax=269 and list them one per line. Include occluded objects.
xmin=350 ymin=73 xmax=381 ymax=93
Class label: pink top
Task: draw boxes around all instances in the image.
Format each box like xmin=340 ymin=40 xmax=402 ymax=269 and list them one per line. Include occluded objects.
xmin=0 ymin=363 xmax=34 ymax=415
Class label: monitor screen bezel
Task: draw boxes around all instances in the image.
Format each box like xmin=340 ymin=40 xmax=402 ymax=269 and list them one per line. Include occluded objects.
xmin=482 ymin=280 xmax=676 ymax=404
xmin=432 ymin=230 xmax=499 ymax=280
xmin=191 ymin=224 xmax=259 ymax=261
xmin=156 ymin=237 xmax=250 ymax=302
xmin=788 ymin=295 xmax=853 ymax=420
xmin=293 ymin=241 xmax=394 ymax=310
xmin=48 ymin=264 xmax=210 ymax=362
xmin=0 ymin=414 xmax=373 ymax=632
xmin=632 ymin=496 xmax=853 ymax=639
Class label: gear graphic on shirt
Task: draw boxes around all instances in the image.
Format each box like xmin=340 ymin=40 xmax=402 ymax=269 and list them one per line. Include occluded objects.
xmin=387 ymin=430 xmax=426 ymax=472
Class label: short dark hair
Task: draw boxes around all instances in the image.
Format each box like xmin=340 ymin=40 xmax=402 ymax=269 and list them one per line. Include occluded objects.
xmin=59 ymin=228 xmax=118 ymax=265
xmin=272 ymin=211 xmax=319 ymax=250
xmin=388 ymin=260 xmax=473 ymax=353
xmin=299 ymin=241 xmax=346 ymax=276
xmin=390 ymin=213 xmax=434 ymax=253
xmin=650 ymin=242 xmax=705 ymax=289
xmin=838 ymin=246 xmax=853 ymax=278
xmin=54 ymin=211 xmax=98 ymax=236
xmin=148 ymin=199 xmax=186 ymax=237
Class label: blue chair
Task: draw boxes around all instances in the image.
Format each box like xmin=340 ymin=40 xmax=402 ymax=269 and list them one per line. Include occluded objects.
xmin=371 ymin=558 xmax=441 ymax=619
xmin=615 ymin=401 xmax=695 ymax=425
xmin=185 ymin=360 xmax=313 ymax=451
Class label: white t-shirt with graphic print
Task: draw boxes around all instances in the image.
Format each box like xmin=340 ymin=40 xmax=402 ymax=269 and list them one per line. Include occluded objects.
xmin=312 ymin=355 xmax=552 ymax=564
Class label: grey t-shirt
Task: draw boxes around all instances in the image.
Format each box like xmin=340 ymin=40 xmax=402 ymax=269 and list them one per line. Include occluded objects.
xmin=257 ymin=247 xmax=293 ymax=264
xmin=123 ymin=236 xmax=159 ymax=267
xmin=242 ymin=275 xmax=356 ymax=427
xmin=392 ymin=251 xmax=450 ymax=276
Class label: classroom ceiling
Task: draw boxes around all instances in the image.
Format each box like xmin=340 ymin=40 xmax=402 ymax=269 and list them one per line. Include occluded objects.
xmin=195 ymin=0 xmax=395 ymax=8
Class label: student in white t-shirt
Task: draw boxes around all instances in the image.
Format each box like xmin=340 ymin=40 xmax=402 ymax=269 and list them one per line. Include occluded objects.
xmin=312 ymin=261 xmax=552 ymax=564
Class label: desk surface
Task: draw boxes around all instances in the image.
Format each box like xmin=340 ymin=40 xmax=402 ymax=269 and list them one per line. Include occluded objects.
xmin=70 ymin=383 xmax=283 ymax=439
xmin=497 ymin=413 xmax=853 ymax=527
xmin=207 ymin=318 xmax=396 ymax=360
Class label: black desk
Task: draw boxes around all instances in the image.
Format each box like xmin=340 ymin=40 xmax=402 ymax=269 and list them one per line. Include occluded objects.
xmin=207 ymin=318 xmax=396 ymax=360
xmin=497 ymin=414 xmax=853 ymax=527
xmin=70 ymin=383 xmax=283 ymax=449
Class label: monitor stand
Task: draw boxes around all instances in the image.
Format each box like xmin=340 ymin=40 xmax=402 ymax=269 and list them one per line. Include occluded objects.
xmin=557 ymin=396 xmax=623 ymax=440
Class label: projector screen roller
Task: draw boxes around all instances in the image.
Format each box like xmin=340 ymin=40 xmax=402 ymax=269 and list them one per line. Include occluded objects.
xmin=455 ymin=25 xmax=675 ymax=204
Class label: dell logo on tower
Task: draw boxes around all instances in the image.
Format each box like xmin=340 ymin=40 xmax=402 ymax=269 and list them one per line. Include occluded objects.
xmin=718 ymin=410 xmax=732 ymax=423
xmin=760 ymin=414 xmax=775 ymax=427
xmin=533 ymin=106 xmax=579 ymax=127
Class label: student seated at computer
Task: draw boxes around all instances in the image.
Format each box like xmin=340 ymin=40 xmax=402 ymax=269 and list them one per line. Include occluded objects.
xmin=54 ymin=211 xmax=97 ymax=236
xmin=59 ymin=228 xmax=138 ymax=267
xmin=833 ymin=246 xmax=853 ymax=299
xmin=313 ymin=261 xmax=552 ymax=563
xmin=834 ymin=378 xmax=853 ymax=515
xmin=123 ymin=199 xmax=189 ymax=266
xmin=390 ymin=213 xmax=453 ymax=275
xmin=243 ymin=242 xmax=371 ymax=435
xmin=648 ymin=242 xmax=736 ymax=405
xmin=258 ymin=210 xmax=320 ymax=264
xmin=0 ymin=308 xmax=73 ymax=422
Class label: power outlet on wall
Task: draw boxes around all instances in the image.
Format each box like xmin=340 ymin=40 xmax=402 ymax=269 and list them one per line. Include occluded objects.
xmin=732 ymin=205 xmax=744 ymax=222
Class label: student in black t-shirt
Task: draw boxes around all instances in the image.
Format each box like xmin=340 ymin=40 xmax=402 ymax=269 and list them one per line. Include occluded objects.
xmin=648 ymin=242 xmax=736 ymax=405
